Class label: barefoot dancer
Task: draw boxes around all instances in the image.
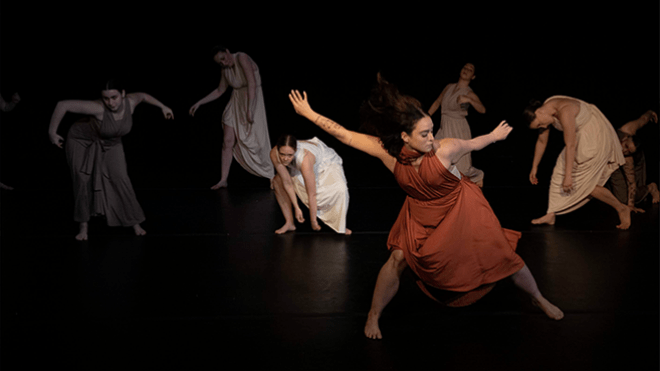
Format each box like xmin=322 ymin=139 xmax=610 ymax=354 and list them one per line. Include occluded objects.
xmin=289 ymin=76 xmax=563 ymax=340
xmin=271 ymin=134 xmax=351 ymax=235
xmin=428 ymin=63 xmax=486 ymax=186
xmin=48 ymin=79 xmax=174 ymax=240
xmin=524 ymin=96 xmax=631 ymax=229
xmin=607 ymin=110 xmax=660 ymax=207
xmin=189 ymin=45 xmax=274 ymax=189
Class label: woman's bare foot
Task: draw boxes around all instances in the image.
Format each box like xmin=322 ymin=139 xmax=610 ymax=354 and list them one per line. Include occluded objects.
xmin=344 ymin=228 xmax=352 ymax=235
xmin=648 ymin=183 xmax=660 ymax=203
xmin=364 ymin=312 xmax=383 ymax=339
xmin=133 ymin=224 xmax=147 ymax=236
xmin=275 ymin=223 xmax=296 ymax=234
xmin=211 ymin=180 xmax=228 ymax=190
xmin=532 ymin=212 xmax=555 ymax=225
xmin=75 ymin=222 xmax=88 ymax=241
xmin=616 ymin=205 xmax=632 ymax=230
xmin=532 ymin=296 xmax=564 ymax=320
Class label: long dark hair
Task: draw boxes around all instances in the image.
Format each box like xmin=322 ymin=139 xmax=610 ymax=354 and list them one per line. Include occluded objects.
xmin=276 ymin=134 xmax=297 ymax=151
xmin=359 ymin=74 xmax=426 ymax=157
xmin=101 ymin=78 xmax=125 ymax=93
xmin=522 ymin=99 xmax=543 ymax=125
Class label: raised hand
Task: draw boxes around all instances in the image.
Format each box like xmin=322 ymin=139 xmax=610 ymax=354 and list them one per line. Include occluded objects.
xmin=288 ymin=90 xmax=314 ymax=119
xmin=490 ymin=120 xmax=513 ymax=142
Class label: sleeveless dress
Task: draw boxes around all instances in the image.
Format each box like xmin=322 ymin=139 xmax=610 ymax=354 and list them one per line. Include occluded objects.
xmin=544 ymin=96 xmax=625 ymax=215
xmin=65 ymin=98 xmax=145 ymax=226
xmin=434 ymin=83 xmax=484 ymax=184
xmin=222 ymin=52 xmax=274 ymax=179
xmin=287 ymin=137 xmax=349 ymax=234
xmin=388 ymin=147 xmax=524 ymax=306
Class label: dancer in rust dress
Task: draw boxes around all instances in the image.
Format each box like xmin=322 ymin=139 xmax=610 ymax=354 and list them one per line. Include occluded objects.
xmin=48 ymin=79 xmax=174 ymax=240
xmin=289 ymin=75 xmax=563 ymax=340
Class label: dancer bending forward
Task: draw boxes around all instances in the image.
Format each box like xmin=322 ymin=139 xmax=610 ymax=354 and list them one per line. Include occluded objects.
xmin=189 ymin=45 xmax=274 ymax=189
xmin=289 ymin=76 xmax=563 ymax=340
xmin=271 ymin=134 xmax=350 ymax=234
xmin=524 ymin=96 xmax=631 ymax=229
xmin=49 ymin=80 xmax=174 ymax=240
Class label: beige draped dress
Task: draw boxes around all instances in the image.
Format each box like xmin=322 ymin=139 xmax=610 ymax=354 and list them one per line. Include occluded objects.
xmin=434 ymin=83 xmax=484 ymax=184
xmin=222 ymin=52 xmax=274 ymax=179
xmin=545 ymin=96 xmax=625 ymax=215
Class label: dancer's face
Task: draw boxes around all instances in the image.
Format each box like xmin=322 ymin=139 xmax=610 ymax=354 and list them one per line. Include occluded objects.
xmin=529 ymin=108 xmax=554 ymax=129
xmin=402 ymin=116 xmax=434 ymax=153
xmin=101 ymin=89 xmax=125 ymax=112
xmin=214 ymin=51 xmax=233 ymax=67
xmin=278 ymin=145 xmax=296 ymax=166
xmin=459 ymin=63 xmax=476 ymax=81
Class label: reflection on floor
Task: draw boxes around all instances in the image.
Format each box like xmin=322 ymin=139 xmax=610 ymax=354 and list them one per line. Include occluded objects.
xmin=1 ymin=184 xmax=658 ymax=370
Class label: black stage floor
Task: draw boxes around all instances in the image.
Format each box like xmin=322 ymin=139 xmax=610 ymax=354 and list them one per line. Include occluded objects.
xmin=1 ymin=172 xmax=658 ymax=371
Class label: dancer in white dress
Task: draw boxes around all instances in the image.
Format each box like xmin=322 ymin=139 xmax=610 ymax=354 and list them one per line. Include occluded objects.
xmin=524 ymin=96 xmax=633 ymax=229
xmin=270 ymin=134 xmax=350 ymax=234
xmin=428 ymin=63 xmax=486 ymax=186
xmin=190 ymin=46 xmax=274 ymax=189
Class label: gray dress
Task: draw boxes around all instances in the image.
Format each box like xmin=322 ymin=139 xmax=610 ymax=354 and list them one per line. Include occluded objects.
xmin=65 ymin=98 xmax=145 ymax=226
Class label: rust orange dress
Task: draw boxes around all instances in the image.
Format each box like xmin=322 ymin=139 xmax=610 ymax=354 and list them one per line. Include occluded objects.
xmin=388 ymin=147 xmax=525 ymax=306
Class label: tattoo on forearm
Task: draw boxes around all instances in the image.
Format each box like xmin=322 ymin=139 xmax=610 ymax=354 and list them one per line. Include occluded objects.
xmin=314 ymin=115 xmax=347 ymax=139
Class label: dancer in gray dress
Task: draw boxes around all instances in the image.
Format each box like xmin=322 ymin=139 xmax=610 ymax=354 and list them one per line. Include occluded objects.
xmin=428 ymin=63 xmax=486 ymax=186
xmin=48 ymin=80 xmax=174 ymax=240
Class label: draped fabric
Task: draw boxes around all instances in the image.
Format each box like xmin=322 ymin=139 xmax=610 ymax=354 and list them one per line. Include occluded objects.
xmin=545 ymin=96 xmax=625 ymax=214
xmin=434 ymin=83 xmax=483 ymax=183
xmin=65 ymin=98 xmax=145 ymax=226
xmin=288 ymin=137 xmax=349 ymax=234
xmin=388 ymin=147 xmax=524 ymax=305
xmin=222 ymin=52 xmax=274 ymax=179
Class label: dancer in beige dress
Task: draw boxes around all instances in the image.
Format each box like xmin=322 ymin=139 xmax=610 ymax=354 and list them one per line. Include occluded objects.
xmin=524 ymin=96 xmax=633 ymax=229
xmin=271 ymin=134 xmax=350 ymax=234
xmin=428 ymin=63 xmax=486 ymax=186
xmin=189 ymin=46 xmax=274 ymax=189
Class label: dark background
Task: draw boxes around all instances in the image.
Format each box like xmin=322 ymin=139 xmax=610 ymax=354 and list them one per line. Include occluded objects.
xmin=0 ymin=2 xmax=658 ymax=192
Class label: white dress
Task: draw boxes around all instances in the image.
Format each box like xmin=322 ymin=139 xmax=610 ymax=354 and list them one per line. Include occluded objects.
xmin=222 ymin=52 xmax=274 ymax=179
xmin=287 ymin=137 xmax=349 ymax=233
xmin=545 ymin=96 xmax=625 ymax=214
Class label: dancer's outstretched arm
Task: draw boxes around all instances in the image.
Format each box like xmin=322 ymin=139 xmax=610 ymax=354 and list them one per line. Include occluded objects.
xmin=619 ymin=110 xmax=657 ymax=136
xmin=289 ymin=90 xmax=397 ymax=172
xmin=436 ymin=121 xmax=512 ymax=168
xmin=128 ymin=93 xmax=174 ymax=119
xmin=189 ymin=76 xmax=228 ymax=117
